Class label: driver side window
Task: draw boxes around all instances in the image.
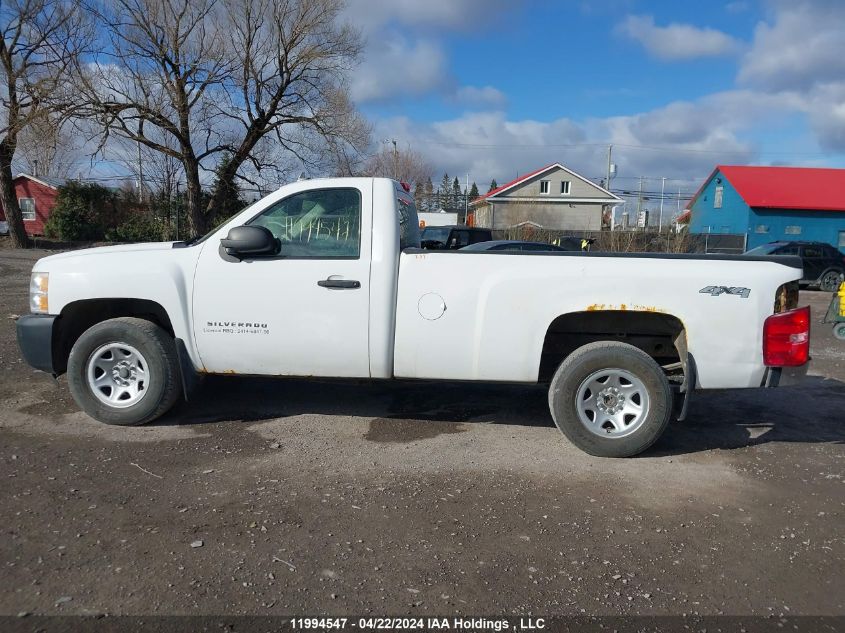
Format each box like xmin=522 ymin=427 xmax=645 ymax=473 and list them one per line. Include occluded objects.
xmin=249 ymin=188 xmax=361 ymax=258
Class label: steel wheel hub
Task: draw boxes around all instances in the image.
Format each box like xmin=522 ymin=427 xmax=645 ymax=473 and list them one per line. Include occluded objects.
xmin=86 ymin=343 xmax=149 ymax=408
xmin=575 ymin=368 xmax=650 ymax=438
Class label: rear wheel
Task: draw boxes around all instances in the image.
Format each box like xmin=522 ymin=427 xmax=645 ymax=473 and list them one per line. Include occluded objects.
xmin=67 ymin=317 xmax=182 ymax=426
xmin=834 ymin=323 xmax=845 ymax=341
xmin=548 ymin=341 xmax=672 ymax=457
xmin=819 ymin=270 xmax=844 ymax=292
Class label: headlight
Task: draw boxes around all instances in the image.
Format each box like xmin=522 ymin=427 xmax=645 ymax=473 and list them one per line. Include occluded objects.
xmin=29 ymin=272 xmax=49 ymax=314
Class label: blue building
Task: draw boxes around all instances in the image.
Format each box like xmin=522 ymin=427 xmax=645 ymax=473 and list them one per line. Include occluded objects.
xmin=688 ymin=165 xmax=845 ymax=251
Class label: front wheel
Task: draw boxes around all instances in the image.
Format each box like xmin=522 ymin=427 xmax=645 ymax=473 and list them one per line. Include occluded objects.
xmin=819 ymin=270 xmax=844 ymax=292
xmin=834 ymin=323 xmax=845 ymax=341
xmin=67 ymin=317 xmax=182 ymax=426
xmin=548 ymin=341 xmax=673 ymax=457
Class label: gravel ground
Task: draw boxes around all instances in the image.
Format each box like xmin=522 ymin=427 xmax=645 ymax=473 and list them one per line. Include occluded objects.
xmin=0 ymin=246 xmax=843 ymax=618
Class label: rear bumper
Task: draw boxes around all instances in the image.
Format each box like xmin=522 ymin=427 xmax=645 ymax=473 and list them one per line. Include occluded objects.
xmin=763 ymin=361 xmax=810 ymax=387
xmin=16 ymin=314 xmax=57 ymax=374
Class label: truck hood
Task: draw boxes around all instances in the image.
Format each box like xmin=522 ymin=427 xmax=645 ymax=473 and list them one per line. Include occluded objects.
xmin=33 ymin=242 xmax=184 ymax=268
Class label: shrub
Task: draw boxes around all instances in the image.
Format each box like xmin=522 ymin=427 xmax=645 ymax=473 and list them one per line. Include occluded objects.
xmin=105 ymin=214 xmax=166 ymax=243
xmin=44 ymin=182 xmax=113 ymax=241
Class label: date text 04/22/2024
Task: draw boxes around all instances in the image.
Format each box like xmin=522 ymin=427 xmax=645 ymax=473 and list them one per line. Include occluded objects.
xmin=289 ymin=617 xmax=547 ymax=631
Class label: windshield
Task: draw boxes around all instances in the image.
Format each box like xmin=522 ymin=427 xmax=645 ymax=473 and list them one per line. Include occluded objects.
xmin=421 ymin=227 xmax=451 ymax=243
xmin=744 ymin=244 xmax=781 ymax=255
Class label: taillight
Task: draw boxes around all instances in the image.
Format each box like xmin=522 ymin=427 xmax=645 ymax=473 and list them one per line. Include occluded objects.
xmin=763 ymin=306 xmax=810 ymax=367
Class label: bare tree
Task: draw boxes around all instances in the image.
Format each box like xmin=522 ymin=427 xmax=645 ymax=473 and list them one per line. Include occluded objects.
xmin=360 ymin=146 xmax=433 ymax=187
xmin=16 ymin=110 xmax=78 ymax=178
xmin=78 ymin=0 xmax=369 ymax=236
xmin=0 ymin=0 xmax=91 ymax=247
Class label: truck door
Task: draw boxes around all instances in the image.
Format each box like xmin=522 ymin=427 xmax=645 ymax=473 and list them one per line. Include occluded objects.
xmin=192 ymin=184 xmax=372 ymax=377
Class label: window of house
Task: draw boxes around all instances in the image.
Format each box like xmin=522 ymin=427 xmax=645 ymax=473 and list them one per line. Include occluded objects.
xmin=714 ymin=186 xmax=723 ymax=209
xmin=755 ymin=224 xmax=769 ymax=233
xmin=839 ymin=231 xmax=845 ymax=249
xmin=539 ymin=180 xmax=550 ymax=194
xmin=784 ymin=225 xmax=802 ymax=235
xmin=248 ymin=188 xmax=361 ymax=258
xmin=19 ymin=198 xmax=35 ymax=221
xmin=560 ymin=181 xmax=571 ymax=195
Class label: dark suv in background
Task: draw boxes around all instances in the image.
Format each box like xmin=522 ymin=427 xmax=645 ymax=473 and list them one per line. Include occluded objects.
xmin=745 ymin=241 xmax=845 ymax=291
xmin=420 ymin=225 xmax=493 ymax=250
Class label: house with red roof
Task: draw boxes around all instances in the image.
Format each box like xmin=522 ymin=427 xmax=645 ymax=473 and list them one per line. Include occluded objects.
xmin=0 ymin=173 xmax=62 ymax=236
xmin=469 ymin=163 xmax=622 ymax=232
xmin=687 ymin=165 xmax=845 ymax=251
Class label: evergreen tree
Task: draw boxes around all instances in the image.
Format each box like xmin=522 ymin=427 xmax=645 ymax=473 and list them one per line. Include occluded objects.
xmin=439 ymin=172 xmax=451 ymax=211
xmin=209 ymin=154 xmax=244 ymax=224
xmin=488 ymin=179 xmax=498 ymax=193
xmin=452 ymin=177 xmax=462 ymax=210
xmin=469 ymin=182 xmax=480 ymax=200
xmin=423 ymin=177 xmax=434 ymax=212
xmin=413 ymin=181 xmax=424 ymax=210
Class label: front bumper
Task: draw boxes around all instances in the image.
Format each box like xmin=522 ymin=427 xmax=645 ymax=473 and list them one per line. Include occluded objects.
xmin=763 ymin=361 xmax=810 ymax=387
xmin=16 ymin=314 xmax=57 ymax=374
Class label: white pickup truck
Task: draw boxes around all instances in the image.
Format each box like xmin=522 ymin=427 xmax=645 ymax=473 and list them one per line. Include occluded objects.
xmin=16 ymin=177 xmax=810 ymax=457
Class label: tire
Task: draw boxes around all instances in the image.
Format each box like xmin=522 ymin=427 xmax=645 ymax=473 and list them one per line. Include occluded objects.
xmin=834 ymin=323 xmax=845 ymax=341
xmin=548 ymin=341 xmax=672 ymax=458
xmin=819 ymin=270 xmax=844 ymax=293
xmin=67 ymin=317 xmax=182 ymax=426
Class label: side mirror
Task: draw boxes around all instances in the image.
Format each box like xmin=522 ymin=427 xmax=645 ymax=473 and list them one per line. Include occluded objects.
xmin=220 ymin=225 xmax=280 ymax=259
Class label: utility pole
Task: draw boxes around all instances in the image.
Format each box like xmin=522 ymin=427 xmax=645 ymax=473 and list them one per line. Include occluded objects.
xmin=464 ymin=173 xmax=469 ymax=224
xmin=392 ymin=139 xmax=398 ymax=180
xmin=33 ymin=159 xmax=39 ymax=178
xmin=636 ymin=176 xmax=643 ymax=231
xmin=659 ymin=177 xmax=666 ymax=232
xmin=606 ymin=145 xmax=614 ymax=229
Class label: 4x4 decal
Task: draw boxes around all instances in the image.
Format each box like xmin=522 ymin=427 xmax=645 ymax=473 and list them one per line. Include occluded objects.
xmin=699 ymin=285 xmax=751 ymax=298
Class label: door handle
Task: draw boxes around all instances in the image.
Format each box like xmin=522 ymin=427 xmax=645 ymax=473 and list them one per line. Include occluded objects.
xmin=317 ymin=278 xmax=361 ymax=289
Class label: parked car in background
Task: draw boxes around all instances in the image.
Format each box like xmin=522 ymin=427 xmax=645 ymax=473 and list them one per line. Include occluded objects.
xmin=0 ymin=220 xmax=8 ymax=235
xmin=745 ymin=241 xmax=845 ymax=292
xmin=461 ymin=239 xmax=581 ymax=252
xmin=420 ymin=225 xmax=492 ymax=250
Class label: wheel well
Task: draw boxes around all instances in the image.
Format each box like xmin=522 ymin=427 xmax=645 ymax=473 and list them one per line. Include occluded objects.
xmin=53 ymin=299 xmax=174 ymax=374
xmin=539 ymin=311 xmax=687 ymax=382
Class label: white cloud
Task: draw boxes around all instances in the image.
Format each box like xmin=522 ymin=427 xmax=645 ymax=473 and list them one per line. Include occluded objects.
xmin=452 ymin=85 xmax=507 ymax=109
xmin=350 ymin=35 xmax=448 ymax=102
xmin=345 ymin=0 xmax=521 ymax=103
xmin=344 ymin=0 xmax=515 ymax=34
xmin=738 ymin=1 xmax=845 ymax=91
xmin=736 ymin=0 xmax=845 ymax=150
xmin=358 ymin=0 xmax=845 ymax=180
xmin=618 ymin=15 xmax=742 ymax=60
xmin=372 ymin=89 xmax=794 ymax=187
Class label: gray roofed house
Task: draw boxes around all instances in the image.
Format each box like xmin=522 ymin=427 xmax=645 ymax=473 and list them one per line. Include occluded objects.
xmin=470 ymin=163 xmax=622 ymax=232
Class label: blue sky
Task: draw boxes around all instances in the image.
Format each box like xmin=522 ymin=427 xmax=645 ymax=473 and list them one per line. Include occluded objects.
xmin=346 ymin=0 xmax=845 ymax=194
